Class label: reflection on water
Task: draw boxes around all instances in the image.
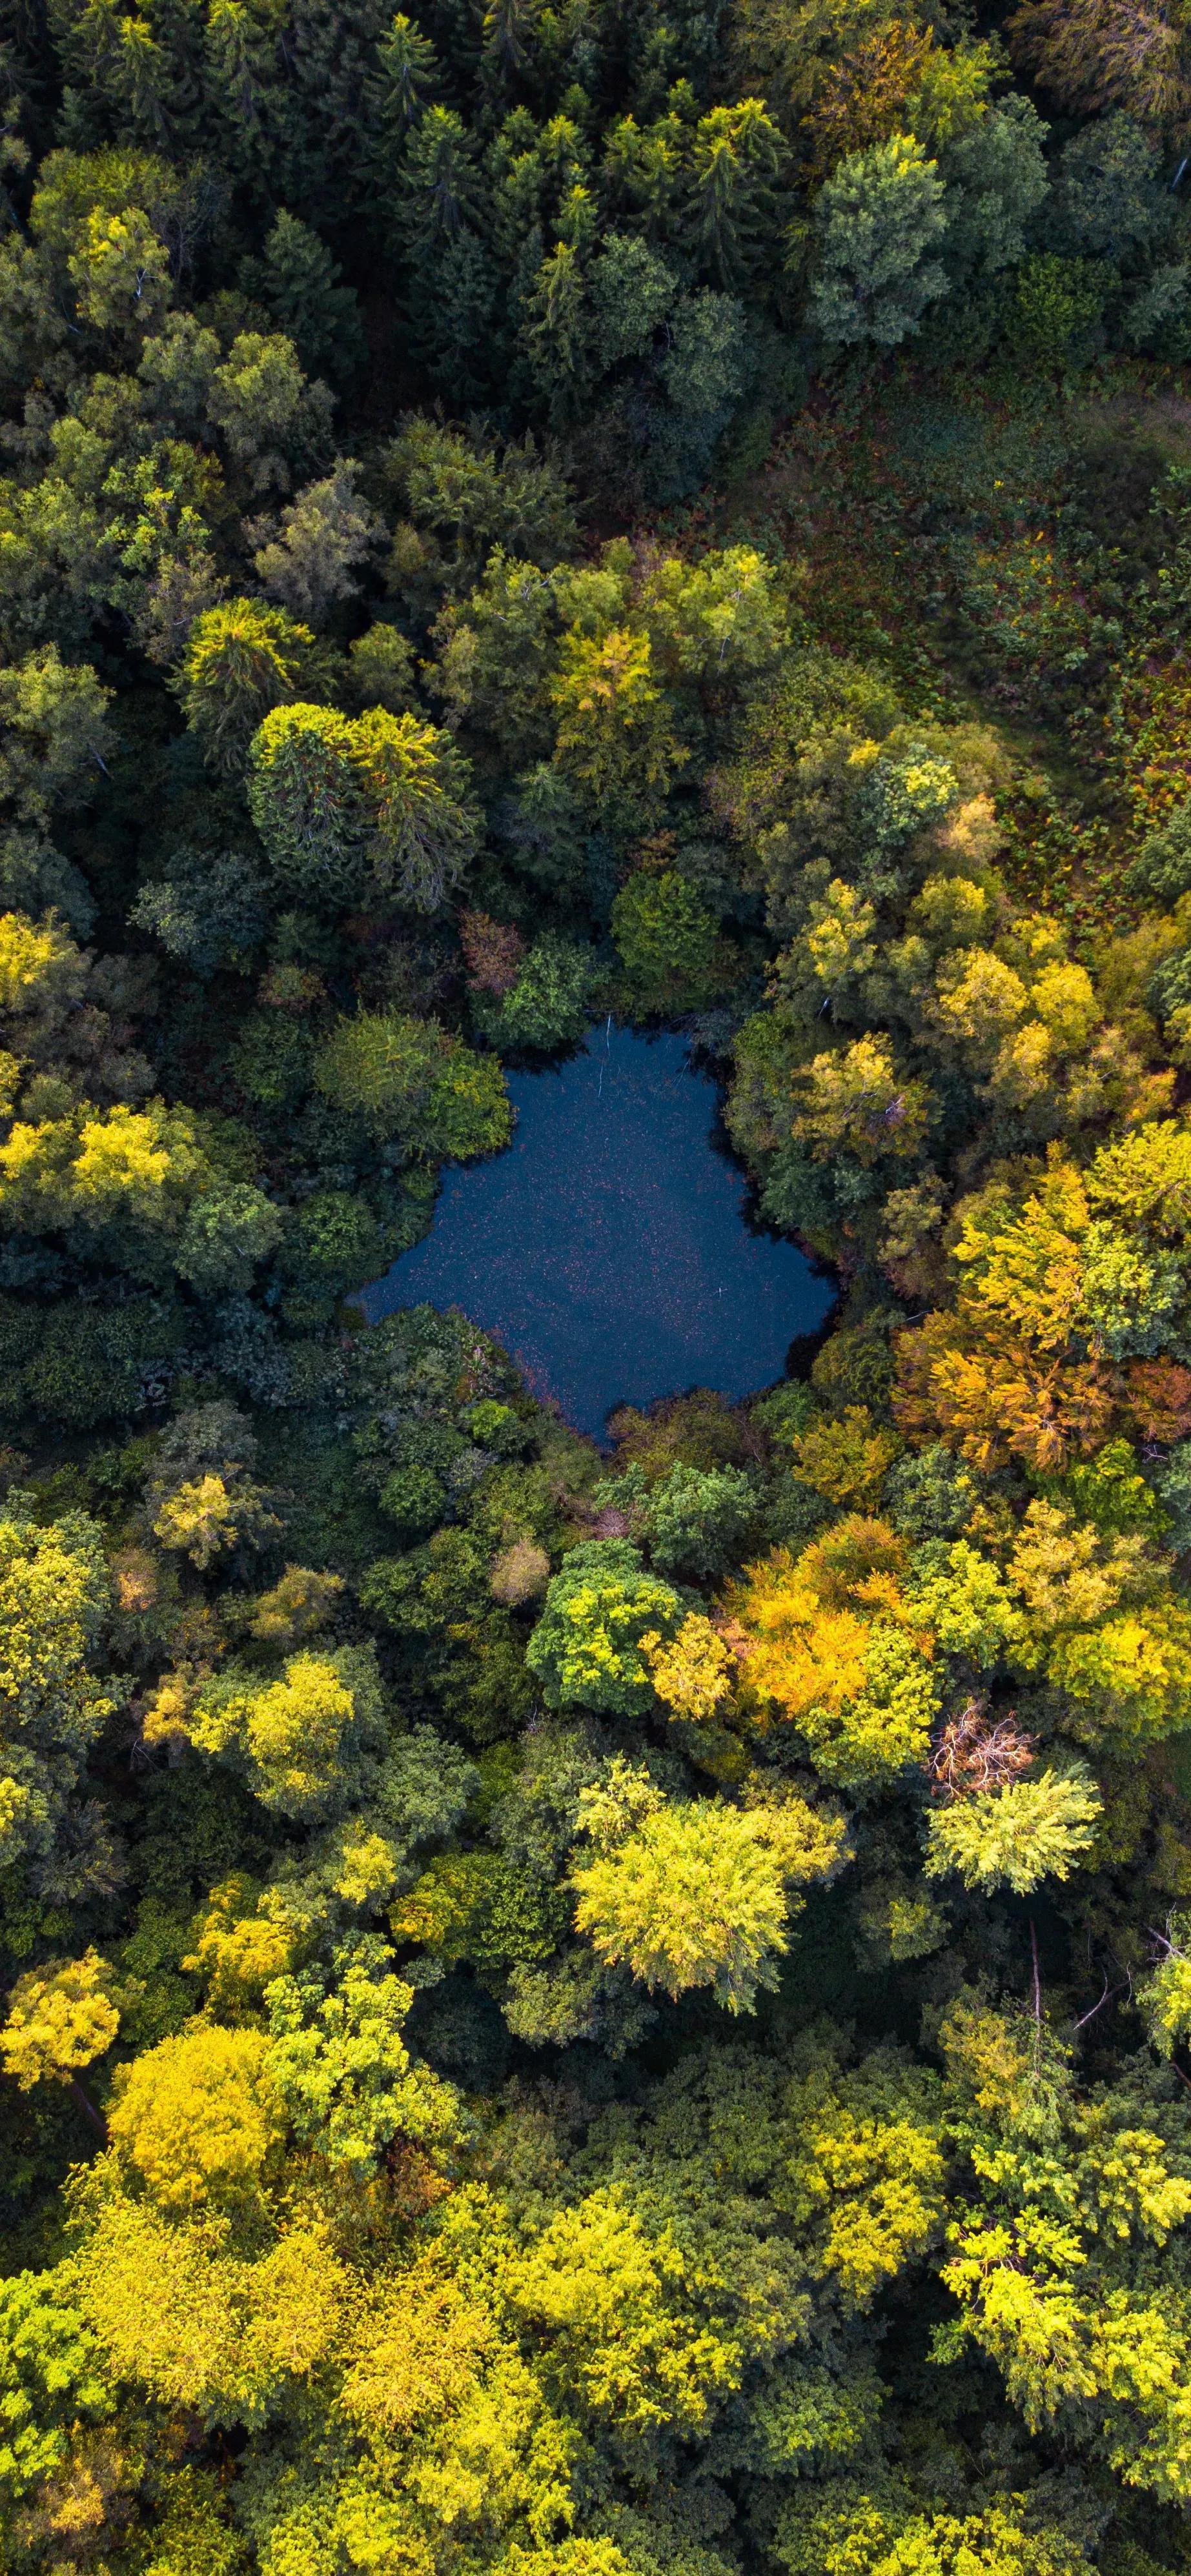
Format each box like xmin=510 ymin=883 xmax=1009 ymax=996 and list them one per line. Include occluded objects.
xmin=363 ymin=1024 xmax=836 ymax=1442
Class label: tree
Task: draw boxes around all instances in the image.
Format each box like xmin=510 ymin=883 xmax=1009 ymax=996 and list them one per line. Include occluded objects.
xmin=245 ymin=210 xmax=365 ymax=383
xmin=525 ymin=1539 xmax=685 ymax=1716
xmin=369 ymin=12 xmax=442 ymax=186
xmin=181 ymin=1645 xmax=383 ymax=1818
xmin=396 ymin=112 xmax=496 ymax=391
xmin=791 ymin=1038 xmax=933 ymax=1165
xmin=640 ymin=1613 xmax=737 ymax=1720
xmin=588 ymin=232 xmax=677 ymax=370
xmin=1010 ymin=254 xmax=1108 ymax=370
xmin=1141 ymin=1915 xmax=1191 ymax=2055
xmin=506 ymin=2186 xmax=740 ymax=2433
xmin=1008 ymin=0 xmax=1191 ymax=141
xmin=570 ymin=1762 xmax=844 ymax=2007
xmin=176 ymin=1182 xmax=283 ymax=1298
xmin=247 ymin=703 xmax=369 ymax=899
xmin=382 ymin=418 xmax=577 ymax=590
xmin=522 ymin=240 xmax=594 ymax=423
xmin=0 ymin=1506 xmax=117 ymax=1895
xmin=638 ymin=545 xmax=789 ymax=687
xmin=553 ymin=629 xmax=686 ymax=833
xmin=0 ymin=906 xmax=87 ymax=1023
xmin=314 ymin=1011 xmax=512 ymax=1157
xmin=938 ymin=2000 xmax=1191 ymax=2498
xmin=67 ymin=204 xmax=172 ymax=344
xmin=780 ymin=2497 xmax=1092 ymax=2576
xmin=1125 ymin=795 xmax=1191 ymax=906
xmin=431 ymin=552 xmax=559 ymax=763
xmin=787 ymin=1407 xmax=902 ymax=1510
xmin=206 ymin=332 xmax=334 ymax=496
xmin=183 ymin=1879 xmax=296 ymax=2021
xmin=345 ymin=622 xmax=418 ymax=715
xmin=69 ymin=2187 xmax=345 ymax=2420
xmin=811 ymin=132 xmax=950 ymax=348
xmin=728 ymin=1522 xmax=941 ymax=1789
xmin=1 ymin=1949 xmax=119 ymax=2089
xmin=252 ymin=463 xmax=380 ymax=626
xmin=130 ymin=845 xmax=270 ymax=976
xmin=644 ymin=1462 xmax=758 ymax=1577
xmin=397 ymin=106 xmax=487 ymax=258
xmin=0 ymin=647 xmax=113 ymax=839
xmin=145 ymin=1401 xmax=281 ymax=1571
xmin=941 ymin=97 xmax=1050 ymax=287
xmin=471 ymin=933 xmax=594 ymax=1053
xmin=924 ymin=1767 xmax=1103 ymax=1892
xmin=350 ymin=709 xmax=482 ymax=912
xmin=177 ymin=599 xmax=317 ymax=774
xmin=686 ymin=100 xmax=786 ymax=287
xmin=0 ymin=2272 xmax=112 ymax=2508
xmin=265 ymin=1935 xmax=460 ymax=2176
xmin=107 ymin=2021 xmax=284 ymax=2212
xmin=611 ymin=870 xmax=720 ymax=1005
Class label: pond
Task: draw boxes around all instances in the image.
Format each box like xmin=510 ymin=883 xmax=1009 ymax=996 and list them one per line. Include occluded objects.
xmin=363 ymin=1025 xmax=836 ymax=1442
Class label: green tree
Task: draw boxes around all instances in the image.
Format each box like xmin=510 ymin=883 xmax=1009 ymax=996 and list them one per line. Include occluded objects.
xmin=178 ymin=599 xmax=318 ymax=774
xmin=252 ymin=463 xmax=380 ymax=627
xmin=369 ymin=11 xmax=442 ymax=191
xmin=130 ymin=847 xmax=270 ymax=977
xmin=471 ymin=932 xmax=594 ymax=1052
xmin=351 ymin=708 xmax=482 ymax=912
xmin=176 ymin=1182 xmax=284 ymax=1298
xmin=431 ymin=552 xmax=559 ymax=763
xmin=644 ymin=1462 xmax=758 ymax=1577
xmin=314 ymin=1011 xmax=512 ymax=1156
xmin=522 ymin=239 xmax=594 ymax=423
xmin=526 ymin=1539 xmax=684 ymax=1716
xmin=812 ymin=132 xmax=949 ymax=347
xmin=247 ymin=703 xmax=369 ymax=900
xmin=207 ymin=331 xmax=334 ymax=494
xmin=1009 ymin=252 xmax=1108 ymax=370
xmin=924 ymin=1767 xmax=1103 ymax=1893
xmin=570 ymin=1762 xmax=844 ymax=2007
xmin=245 ymin=209 xmax=364 ymax=384
xmin=686 ymin=100 xmax=786 ymax=287
xmin=611 ymin=869 xmax=720 ymax=1003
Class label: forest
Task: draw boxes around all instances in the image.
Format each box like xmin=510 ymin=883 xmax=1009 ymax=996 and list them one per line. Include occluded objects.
xmin=2 ymin=0 xmax=1191 ymax=2566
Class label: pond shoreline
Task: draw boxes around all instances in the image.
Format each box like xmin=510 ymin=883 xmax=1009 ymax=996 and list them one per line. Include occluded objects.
xmin=361 ymin=1021 xmax=837 ymax=1443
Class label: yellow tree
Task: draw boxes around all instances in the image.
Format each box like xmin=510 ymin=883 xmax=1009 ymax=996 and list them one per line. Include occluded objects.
xmin=1 ymin=1950 xmax=119 ymax=2134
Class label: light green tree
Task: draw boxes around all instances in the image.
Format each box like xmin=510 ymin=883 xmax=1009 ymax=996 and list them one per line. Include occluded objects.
xmin=265 ymin=1935 xmax=460 ymax=2175
xmin=526 ymin=1540 xmax=684 ymax=1716
xmin=811 ymin=132 xmax=949 ymax=347
xmin=924 ymin=1767 xmax=1103 ymax=1893
xmin=570 ymin=1762 xmax=844 ymax=2008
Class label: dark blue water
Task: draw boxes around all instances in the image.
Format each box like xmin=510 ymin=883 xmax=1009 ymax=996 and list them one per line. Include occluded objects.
xmin=363 ymin=1026 xmax=835 ymax=1441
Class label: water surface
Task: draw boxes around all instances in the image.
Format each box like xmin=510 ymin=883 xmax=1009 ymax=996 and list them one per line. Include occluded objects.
xmin=364 ymin=1026 xmax=835 ymax=1440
